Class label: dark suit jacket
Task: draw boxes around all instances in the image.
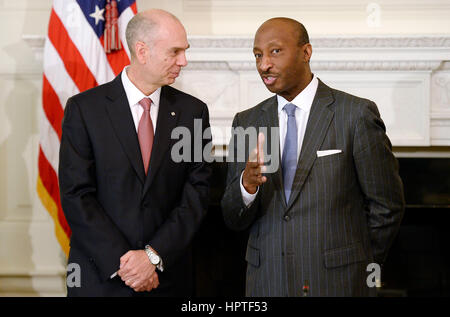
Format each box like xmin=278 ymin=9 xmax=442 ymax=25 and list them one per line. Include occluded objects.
xmin=221 ymin=79 xmax=405 ymax=297
xmin=59 ymin=74 xmax=212 ymax=296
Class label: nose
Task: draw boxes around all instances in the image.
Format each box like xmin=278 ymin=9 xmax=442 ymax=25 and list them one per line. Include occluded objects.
xmin=258 ymin=55 xmax=272 ymax=72
xmin=177 ymin=51 xmax=188 ymax=67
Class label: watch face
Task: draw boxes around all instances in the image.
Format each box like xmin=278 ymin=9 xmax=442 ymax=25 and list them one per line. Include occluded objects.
xmin=150 ymin=253 xmax=160 ymax=265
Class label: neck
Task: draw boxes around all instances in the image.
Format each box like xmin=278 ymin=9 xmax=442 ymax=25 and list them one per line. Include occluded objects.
xmin=281 ymin=72 xmax=313 ymax=101
xmin=126 ymin=64 xmax=159 ymax=96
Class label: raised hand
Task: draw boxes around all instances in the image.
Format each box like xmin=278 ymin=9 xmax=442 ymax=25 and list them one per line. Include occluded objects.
xmin=242 ymin=132 xmax=267 ymax=194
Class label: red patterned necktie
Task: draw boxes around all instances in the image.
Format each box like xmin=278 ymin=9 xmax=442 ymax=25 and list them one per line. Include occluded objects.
xmin=138 ymin=97 xmax=154 ymax=175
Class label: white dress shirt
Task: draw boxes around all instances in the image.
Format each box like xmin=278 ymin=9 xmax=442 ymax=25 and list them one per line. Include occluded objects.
xmin=121 ymin=66 xmax=161 ymax=132
xmin=241 ymin=75 xmax=319 ymax=206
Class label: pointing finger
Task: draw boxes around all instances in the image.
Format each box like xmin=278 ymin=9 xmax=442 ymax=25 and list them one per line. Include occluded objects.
xmin=257 ymin=132 xmax=265 ymax=165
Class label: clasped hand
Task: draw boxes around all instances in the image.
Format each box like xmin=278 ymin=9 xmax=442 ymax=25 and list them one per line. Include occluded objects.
xmin=118 ymin=250 xmax=159 ymax=292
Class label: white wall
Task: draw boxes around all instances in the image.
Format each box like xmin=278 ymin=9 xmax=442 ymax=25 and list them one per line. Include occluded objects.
xmin=139 ymin=0 xmax=450 ymax=36
xmin=0 ymin=0 xmax=449 ymax=296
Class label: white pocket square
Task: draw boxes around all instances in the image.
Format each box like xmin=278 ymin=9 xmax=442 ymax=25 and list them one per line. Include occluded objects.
xmin=317 ymin=149 xmax=342 ymax=158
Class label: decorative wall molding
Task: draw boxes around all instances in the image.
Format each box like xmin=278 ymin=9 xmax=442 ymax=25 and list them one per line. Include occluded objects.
xmin=24 ymin=35 xmax=450 ymax=146
xmin=188 ymin=35 xmax=450 ymax=48
xmin=24 ymin=35 xmax=450 ymax=71
xmin=186 ymin=61 xmax=443 ymax=71
xmin=312 ymin=61 xmax=442 ymax=71
xmin=311 ymin=37 xmax=450 ymax=48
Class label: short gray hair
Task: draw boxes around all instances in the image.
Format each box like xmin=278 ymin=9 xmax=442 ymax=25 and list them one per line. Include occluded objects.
xmin=125 ymin=13 xmax=159 ymax=58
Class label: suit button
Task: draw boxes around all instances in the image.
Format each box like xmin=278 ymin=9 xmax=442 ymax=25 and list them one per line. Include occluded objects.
xmin=137 ymin=240 xmax=143 ymax=248
xmin=284 ymin=215 xmax=291 ymax=221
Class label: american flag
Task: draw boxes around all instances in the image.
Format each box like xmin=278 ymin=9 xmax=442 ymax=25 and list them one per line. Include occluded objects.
xmin=38 ymin=0 xmax=137 ymax=257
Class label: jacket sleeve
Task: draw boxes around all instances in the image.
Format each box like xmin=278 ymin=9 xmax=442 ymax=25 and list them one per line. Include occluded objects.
xmin=221 ymin=113 xmax=261 ymax=231
xmin=59 ymin=97 xmax=131 ymax=281
xmin=352 ymin=100 xmax=405 ymax=264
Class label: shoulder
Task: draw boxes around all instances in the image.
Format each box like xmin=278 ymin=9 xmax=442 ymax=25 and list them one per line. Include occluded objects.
xmin=322 ymin=82 xmax=379 ymax=119
xmin=328 ymin=85 xmax=373 ymax=109
xmin=66 ymin=78 xmax=117 ymax=111
xmin=73 ymin=79 xmax=114 ymax=101
xmin=163 ymin=85 xmax=207 ymax=110
xmin=321 ymin=81 xmax=384 ymax=134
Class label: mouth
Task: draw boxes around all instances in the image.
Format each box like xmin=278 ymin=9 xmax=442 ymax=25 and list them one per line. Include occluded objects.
xmin=262 ymin=75 xmax=277 ymax=86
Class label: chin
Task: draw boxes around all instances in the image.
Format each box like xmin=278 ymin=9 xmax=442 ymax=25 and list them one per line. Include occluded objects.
xmin=166 ymin=78 xmax=176 ymax=85
xmin=265 ymin=85 xmax=281 ymax=95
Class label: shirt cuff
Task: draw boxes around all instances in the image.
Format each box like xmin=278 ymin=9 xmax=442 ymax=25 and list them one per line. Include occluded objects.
xmin=240 ymin=170 xmax=258 ymax=207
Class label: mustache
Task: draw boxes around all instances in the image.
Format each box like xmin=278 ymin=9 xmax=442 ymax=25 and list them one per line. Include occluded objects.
xmin=260 ymin=72 xmax=278 ymax=77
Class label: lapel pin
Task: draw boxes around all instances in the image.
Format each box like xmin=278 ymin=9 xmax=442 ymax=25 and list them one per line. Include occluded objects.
xmin=171 ymin=112 xmax=176 ymax=116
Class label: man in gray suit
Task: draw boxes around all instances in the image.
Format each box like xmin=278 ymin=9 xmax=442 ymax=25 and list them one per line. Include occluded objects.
xmin=221 ymin=17 xmax=405 ymax=296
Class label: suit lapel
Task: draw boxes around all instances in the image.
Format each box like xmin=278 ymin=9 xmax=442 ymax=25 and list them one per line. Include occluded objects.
xmin=285 ymin=79 xmax=335 ymax=212
xmin=105 ymin=74 xmax=146 ymax=185
xmin=143 ymin=86 xmax=180 ymax=194
xmin=261 ymin=97 xmax=286 ymax=208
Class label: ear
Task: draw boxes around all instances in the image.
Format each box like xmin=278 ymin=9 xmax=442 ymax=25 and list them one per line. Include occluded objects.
xmin=134 ymin=41 xmax=148 ymax=64
xmin=302 ymin=43 xmax=312 ymax=63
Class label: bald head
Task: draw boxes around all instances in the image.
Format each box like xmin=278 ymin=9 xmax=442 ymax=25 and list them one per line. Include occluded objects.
xmin=257 ymin=17 xmax=309 ymax=47
xmin=126 ymin=9 xmax=183 ymax=58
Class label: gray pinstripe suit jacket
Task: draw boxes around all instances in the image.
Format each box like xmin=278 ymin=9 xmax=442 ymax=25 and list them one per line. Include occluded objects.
xmin=221 ymin=79 xmax=405 ymax=297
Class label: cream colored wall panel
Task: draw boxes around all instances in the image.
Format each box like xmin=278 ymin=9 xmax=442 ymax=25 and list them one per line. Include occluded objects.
xmin=0 ymin=222 xmax=35 ymax=271
xmin=174 ymin=70 xmax=241 ymax=113
xmin=0 ymin=7 xmax=49 ymax=75
xmin=179 ymin=0 xmax=450 ymax=35
xmin=316 ymin=72 xmax=431 ymax=146
xmin=0 ymin=220 xmax=66 ymax=296
xmin=0 ymin=76 xmax=41 ymax=221
xmin=137 ymin=0 xmax=184 ymax=13
xmin=182 ymin=0 xmax=450 ymax=12
xmin=172 ymin=70 xmax=242 ymax=146
xmin=432 ymin=71 xmax=450 ymax=114
xmin=0 ymin=220 xmax=65 ymax=273
xmin=0 ymin=0 xmax=51 ymax=10
xmin=239 ymin=71 xmax=272 ymax=109
xmin=0 ymin=275 xmax=65 ymax=297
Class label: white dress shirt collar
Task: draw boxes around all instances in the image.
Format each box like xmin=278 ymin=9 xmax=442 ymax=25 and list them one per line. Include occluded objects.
xmin=121 ymin=66 xmax=161 ymax=108
xmin=277 ymin=74 xmax=318 ymax=114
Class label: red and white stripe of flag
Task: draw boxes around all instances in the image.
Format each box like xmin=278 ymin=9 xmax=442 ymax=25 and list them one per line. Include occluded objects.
xmin=38 ymin=0 xmax=137 ymax=256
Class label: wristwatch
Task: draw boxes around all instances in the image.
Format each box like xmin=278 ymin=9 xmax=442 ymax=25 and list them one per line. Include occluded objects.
xmin=144 ymin=245 xmax=161 ymax=266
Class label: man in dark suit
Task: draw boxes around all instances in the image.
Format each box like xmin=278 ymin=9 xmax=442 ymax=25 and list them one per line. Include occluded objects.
xmin=59 ymin=9 xmax=211 ymax=296
xmin=221 ymin=17 xmax=405 ymax=296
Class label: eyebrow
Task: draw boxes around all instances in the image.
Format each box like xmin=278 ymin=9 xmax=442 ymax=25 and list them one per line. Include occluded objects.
xmin=171 ymin=44 xmax=190 ymax=51
xmin=253 ymin=39 xmax=282 ymax=51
